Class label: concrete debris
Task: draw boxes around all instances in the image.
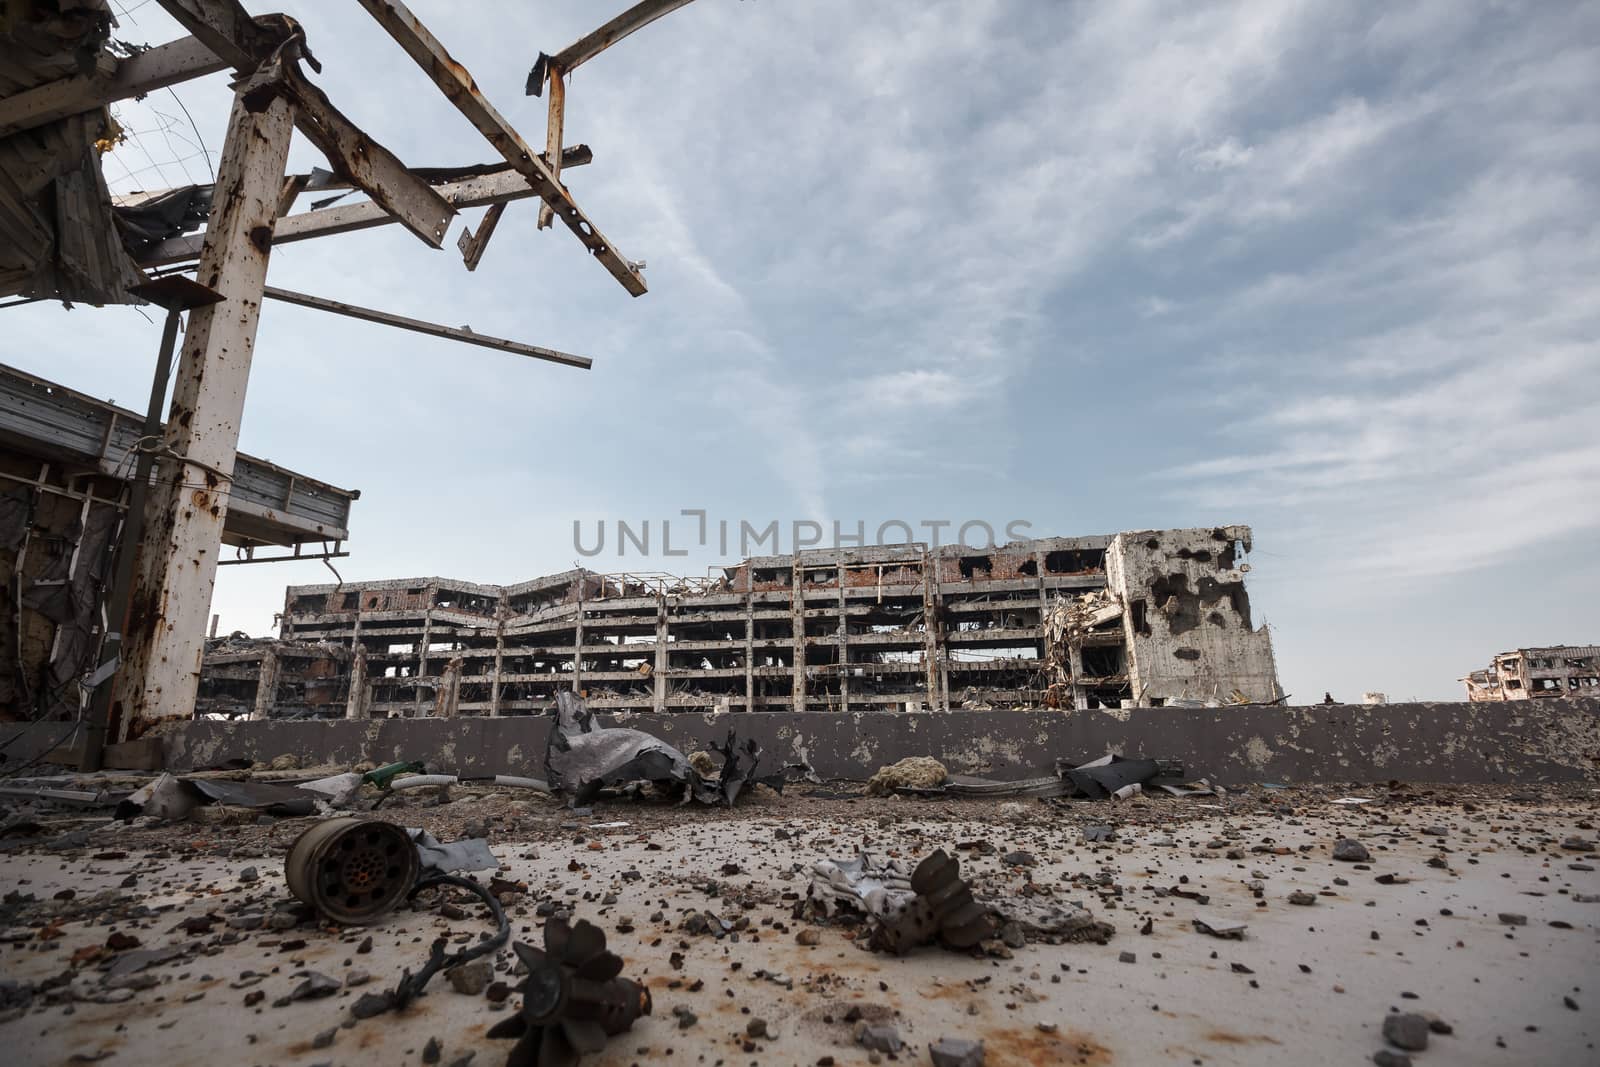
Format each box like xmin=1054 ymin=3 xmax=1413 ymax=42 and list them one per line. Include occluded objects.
xmin=1191 ymin=914 xmax=1248 ymax=939
xmin=1381 ymin=1012 xmax=1432 ymax=1052
xmin=929 ymin=1037 xmax=985 ymax=1067
xmin=1333 ymin=838 xmax=1373 ymax=862
xmin=867 ymin=756 xmax=948 ymax=795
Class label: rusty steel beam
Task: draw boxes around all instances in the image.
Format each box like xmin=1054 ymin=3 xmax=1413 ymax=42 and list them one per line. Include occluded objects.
xmin=112 ymin=83 xmax=297 ymax=737
xmin=156 ymin=0 xmax=453 ymax=248
xmin=352 ymin=0 xmax=648 ymax=297
xmin=276 ymin=62 xmax=453 ymax=247
xmin=0 ymin=36 xmax=227 ymax=138
xmin=153 ymin=0 xmax=283 ymax=70
xmin=536 ymin=62 xmax=566 ymax=230
xmin=526 ymin=0 xmax=697 ymax=94
xmin=262 ymin=286 xmax=592 ymax=369
xmin=137 ymin=148 xmax=593 ymax=266
xmin=457 ymin=201 xmax=506 ymax=270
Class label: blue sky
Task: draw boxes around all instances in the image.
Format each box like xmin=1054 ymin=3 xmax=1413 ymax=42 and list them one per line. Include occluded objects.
xmin=10 ymin=1 xmax=1599 ymax=701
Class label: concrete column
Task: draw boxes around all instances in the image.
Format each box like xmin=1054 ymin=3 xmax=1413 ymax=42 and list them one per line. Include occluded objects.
xmin=790 ymin=562 xmax=806 ymax=711
xmin=434 ymin=657 xmax=462 ymax=717
xmin=344 ymin=647 xmax=369 ymax=719
xmin=837 ymin=576 xmax=849 ymax=712
xmin=652 ymin=597 xmax=669 ymax=711
xmin=743 ymin=585 xmax=754 ymax=711
xmin=571 ymin=590 xmax=584 ymax=696
xmin=248 ymin=646 xmax=279 ymax=721
xmin=921 ymin=552 xmax=939 ymax=710
xmin=490 ymin=597 xmax=506 ymax=716
xmin=113 ymin=87 xmax=295 ymax=739
xmin=414 ymin=586 xmax=434 ymax=717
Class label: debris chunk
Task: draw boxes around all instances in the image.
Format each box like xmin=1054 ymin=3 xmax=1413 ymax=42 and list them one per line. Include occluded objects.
xmin=866 ymin=757 xmax=947 ymax=796
xmin=1381 ymin=1013 xmax=1430 ymax=1052
xmin=1333 ymin=839 xmax=1372 ymax=863
xmin=929 ymin=1037 xmax=985 ymax=1067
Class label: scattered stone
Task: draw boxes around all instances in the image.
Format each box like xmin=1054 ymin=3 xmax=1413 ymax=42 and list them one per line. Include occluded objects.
xmin=1002 ymin=851 xmax=1036 ymax=868
xmin=1382 ymin=1013 xmax=1431 ymax=1052
xmin=747 ymin=1018 xmax=769 ymax=1039
xmin=1498 ymin=913 xmax=1527 ymax=926
xmin=796 ymin=928 xmax=821 ymax=946
xmin=1288 ymin=891 xmax=1317 ymax=906
xmin=1118 ymin=951 xmax=1136 ymax=964
xmin=1372 ymin=1051 xmax=1411 ymax=1067
xmin=238 ymin=866 xmax=258 ymax=884
xmin=930 ymin=1037 xmax=985 ymax=1067
xmin=345 ymin=970 xmax=371 ymax=988
xmin=672 ymin=1005 xmax=698 ymax=1030
xmin=859 ymin=1023 xmax=903 ymax=1053
xmin=1561 ymin=837 xmax=1596 ymax=852
xmin=423 ymin=1036 xmax=442 ymax=1064
xmin=350 ymin=991 xmax=395 ymax=1019
xmin=1333 ymin=840 xmax=1372 ymax=863
xmin=290 ymin=972 xmax=341 ymax=1001
xmin=312 ymin=1027 xmax=337 ymax=1050
xmin=446 ymin=960 xmax=493 ymax=996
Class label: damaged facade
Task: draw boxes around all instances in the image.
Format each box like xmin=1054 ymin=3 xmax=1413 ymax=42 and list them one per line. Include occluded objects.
xmin=209 ymin=525 xmax=1282 ymax=718
xmin=0 ymin=363 xmax=357 ymax=722
xmin=1462 ymin=645 xmax=1600 ymax=702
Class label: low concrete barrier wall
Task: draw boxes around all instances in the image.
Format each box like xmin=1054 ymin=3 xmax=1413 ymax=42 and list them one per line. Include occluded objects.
xmin=4 ymin=699 xmax=1596 ymax=785
xmin=118 ymin=697 xmax=1600 ymax=785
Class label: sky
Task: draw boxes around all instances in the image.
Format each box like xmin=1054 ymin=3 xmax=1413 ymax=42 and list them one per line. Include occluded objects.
xmin=9 ymin=0 xmax=1599 ymax=702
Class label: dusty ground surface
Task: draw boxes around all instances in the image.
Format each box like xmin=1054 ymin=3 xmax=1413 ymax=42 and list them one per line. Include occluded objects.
xmin=2 ymin=777 xmax=1596 ymax=1067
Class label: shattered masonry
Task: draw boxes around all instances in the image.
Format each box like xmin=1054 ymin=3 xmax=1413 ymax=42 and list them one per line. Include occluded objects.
xmin=1462 ymin=645 xmax=1600 ymax=702
xmin=204 ymin=525 xmax=1282 ymax=718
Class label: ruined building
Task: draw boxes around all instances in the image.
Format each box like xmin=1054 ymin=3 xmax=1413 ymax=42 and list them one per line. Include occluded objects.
xmin=200 ymin=526 xmax=1282 ymax=718
xmin=0 ymin=364 xmax=356 ymax=723
xmin=1462 ymin=645 xmax=1600 ymax=702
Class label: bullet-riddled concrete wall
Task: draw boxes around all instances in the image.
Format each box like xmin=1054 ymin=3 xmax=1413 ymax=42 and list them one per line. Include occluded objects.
xmin=114 ymin=698 xmax=1600 ymax=786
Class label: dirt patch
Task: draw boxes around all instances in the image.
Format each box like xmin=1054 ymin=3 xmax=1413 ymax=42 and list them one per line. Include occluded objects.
xmin=985 ymin=1026 xmax=1111 ymax=1066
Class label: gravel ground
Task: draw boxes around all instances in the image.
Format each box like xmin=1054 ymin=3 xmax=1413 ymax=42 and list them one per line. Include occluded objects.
xmin=2 ymin=777 xmax=1596 ymax=1066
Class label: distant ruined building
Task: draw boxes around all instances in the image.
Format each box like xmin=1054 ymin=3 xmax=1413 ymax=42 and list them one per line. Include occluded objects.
xmin=199 ymin=526 xmax=1284 ymax=718
xmin=1462 ymin=646 xmax=1600 ymax=702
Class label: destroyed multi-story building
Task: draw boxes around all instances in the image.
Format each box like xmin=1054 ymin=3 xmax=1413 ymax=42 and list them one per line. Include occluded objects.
xmin=202 ymin=525 xmax=1283 ymax=718
xmin=1461 ymin=645 xmax=1600 ymax=702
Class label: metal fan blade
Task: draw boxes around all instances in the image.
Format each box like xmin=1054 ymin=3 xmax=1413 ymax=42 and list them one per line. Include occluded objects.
xmin=538 ymin=1022 xmax=579 ymax=1067
xmin=576 ymin=949 xmax=623 ymax=981
xmin=561 ymin=1017 xmax=608 ymax=1054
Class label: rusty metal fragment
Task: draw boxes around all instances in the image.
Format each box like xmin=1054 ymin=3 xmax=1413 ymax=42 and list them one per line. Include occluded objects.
xmin=872 ymin=849 xmax=994 ymax=954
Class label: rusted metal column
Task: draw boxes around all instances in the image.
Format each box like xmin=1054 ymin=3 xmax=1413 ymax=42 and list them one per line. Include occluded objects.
xmin=111 ymin=87 xmax=295 ymax=739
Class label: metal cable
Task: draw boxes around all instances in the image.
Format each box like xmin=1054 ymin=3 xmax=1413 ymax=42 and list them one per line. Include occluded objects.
xmin=391 ymin=873 xmax=509 ymax=1008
